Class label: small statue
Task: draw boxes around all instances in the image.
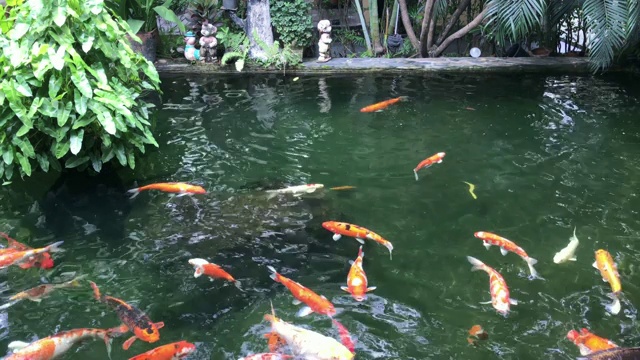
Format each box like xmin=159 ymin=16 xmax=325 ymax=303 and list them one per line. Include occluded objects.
xmin=183 ymin=31 xmax=201 ymax=62
xmin=199 ymin=20 xmax=218 ymax=63
xmin=317 ymin=20 xmax=332 ymax=63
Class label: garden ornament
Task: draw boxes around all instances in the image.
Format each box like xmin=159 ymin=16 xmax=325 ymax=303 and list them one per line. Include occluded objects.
xmin=199 ymin=20 xmax=218 ymax=63
xmin=317 ymin=20 xmax=332 ymax=63
xmin=183 ymin=31 xmax=200 ymax=62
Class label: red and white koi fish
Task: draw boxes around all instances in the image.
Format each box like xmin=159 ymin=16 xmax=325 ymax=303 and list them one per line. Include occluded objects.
xmin=341 ymin=246 xmax=376 ymax=301
xmin=360 ymin=96 xmax=408 ymax=113
xmin=90 ymin=281 xmax=165 ymax=350
xmin=267 ymin=266 xmax=336 ymax=317
xmin=467 ymin=256 xmax=517 ymax=316
xmin=593 ymin=249 xmax=622 ymax=315
xmin=0 ymin=232 xmax=54 ymax=269
xmin=413 ymin=152 xmax=445 ymax=181
xmin=332 ymin=319 xmax=355 ymax=354
xmin=321 ymin=221 xmax=394 ymax=260
xmin=127 ymin=182 xmax=206 ymax=199
xmin=238 ymin=354 xmax=293 ymax=360
xmin=5 ymin=326 xmax=123 ymax=360
xmin=188 ymin=258 xmax=242 ymax=290
xmin=266 ymin=184 xmax=324 ymax=199
xmin=128 ymin=340 xmax=196 ymax=360
xmin=567 ymin=328 xmax=618 ymax=356
xmin=474 ymin=231 xmax=541 ymax=279
xmin=264 ymin=331 xmax=287 ymax=353
xmin=0 ymin=275 xmax=86 ymax=310
xmin=0 ymin=241 xmax=64 ymax=270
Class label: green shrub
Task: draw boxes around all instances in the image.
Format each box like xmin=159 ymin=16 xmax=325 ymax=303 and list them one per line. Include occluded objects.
xmin=0 ymin=0 xmax=161 ymax=182
xmin=270 ymin=0 xmax=313 ymax=47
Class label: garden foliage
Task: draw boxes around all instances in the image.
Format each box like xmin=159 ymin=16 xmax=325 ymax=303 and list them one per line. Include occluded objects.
xmin=0 ymin=0 xmax=161 ymax=182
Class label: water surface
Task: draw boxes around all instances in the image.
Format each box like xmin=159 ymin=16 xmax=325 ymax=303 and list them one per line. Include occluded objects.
xmin=1 ymin=72 xmax=640 ymax=360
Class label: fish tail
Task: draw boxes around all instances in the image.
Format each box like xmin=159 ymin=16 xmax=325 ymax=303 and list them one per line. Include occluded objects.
xmin=357 ymin=246 xmax=364 ymax=258
xmin=44 ymin=241 xmax=64 ymax=253
xmin=384 ymin=242 xmax=393 ymax=260
xmin=570 ymin=226 xmax=578 ymax=242
xmin=466 ymin=256 xmax=485 ymax=271
xmin=526 ymin=258 xmax=543 ymax=280
xmin=399 ymin=96 xmax=409 ymax=101
xmin=89 ymin=281 xmax=102 ymax=301
xmin=102 ymin=330 xmax=113 ymax=360
xmin=234 ymin=280 xmax=244 ymax=292
xmin=66 ymin=274 xmax=88 ymax=287
xmin=264 ymin=300 xmax=278 ymax=323
xmin=127 ymin=188 xmax=140 ymax=199
xmin=413 ymin=169 xmax=419 ymax=181
xmin=267 ymin=266 xmax=279 ymax=282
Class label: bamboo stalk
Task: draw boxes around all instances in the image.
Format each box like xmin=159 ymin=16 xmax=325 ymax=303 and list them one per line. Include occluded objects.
xmin=353 ymin=0 xmax=373 ymax=52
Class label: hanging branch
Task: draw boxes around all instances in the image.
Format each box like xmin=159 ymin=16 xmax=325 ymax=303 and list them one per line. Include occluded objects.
xmin=397 ymin=0 xmax=420 ymax=50
xmin=430 ymin=5 xmax=487 ymax=57
xmin=435 ymin=0 xmax=471 ymax=46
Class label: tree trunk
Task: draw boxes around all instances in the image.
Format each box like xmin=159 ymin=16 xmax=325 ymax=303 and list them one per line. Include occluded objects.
xmin=430 ymin=6 xmax=487 ymax=57
xmin=419 ymin=0 xmax=435 ymax=57
xmin=426 ymin=15 xmax=436 ymax=49
xmin=245 ymin=0 xmax=274 ymax=60
xmin=397 ymin=0 xmax=419 ymax=51
xmin=369 ymin=0 xmax=384 ymax=55
xmin=435 ymin=0 xmax=470 ymax=46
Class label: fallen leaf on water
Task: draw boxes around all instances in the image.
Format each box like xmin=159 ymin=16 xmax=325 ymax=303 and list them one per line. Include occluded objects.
xmin=293 ymin=77 xmax=300 ymax=81
xmin=330 ymin=186 xmax=356 ymax=191
xmin=462 ymin=181 xmax=477 ymax=200
xmin=465 ymin=107 xmax=476 ymax=111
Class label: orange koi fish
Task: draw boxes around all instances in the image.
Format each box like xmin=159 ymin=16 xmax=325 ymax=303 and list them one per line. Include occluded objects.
xmin=467 ymin=256 xmax=517 ymax=316
xmin=467 ymin=324 xmax=488 ymax=345
xmin=0 ymin=232 xmax=54 ymax=269
xmin=128 ymin=340 xmax=196 ymax=360
xmin=0 ymin=241 xmax=63 ymax=270
xmin=567 ymin=328 xmax=618 ymax=356
xmin=593 ymin=249 xmax=622 ymax=314
xmin=341 ymin=246 xmax=376 ymax=301
xmin=267 ymin=266 xmax=336 ymax=317
xmin=474 ymin=231 xmax=540 ymax=279
xmin=332 ymin=319 xmax=355 ymax=354
xmin=127 ymin=182 xmax=206 ymax=199
xmin=239 ymin=354 xmax=293 ymax=360
xmin=0 ymin=275 xmax=86 ymax=310
xmin=413 ymin=152 xmax=446 ymax=181
xmin=322 ymin=221 xmax=394 ymax=260
xmin=360 ymin=96 xmax=408 ymax=113
xmin=188 ymin=258 xmax=242 ymax=290
xmin=4 ymin=326 xmax=123 ymax=360
xmin=264 ymin=331 xmax=287 ymax=353
xmin=90 ymin=281 xmax=165 ymax=350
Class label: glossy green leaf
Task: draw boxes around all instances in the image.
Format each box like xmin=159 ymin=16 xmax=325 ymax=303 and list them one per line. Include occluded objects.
xmin=2 ymin=150 xmax=13 ymax=165
xmin=15 ymin=152 xmax=31 ymax=176
xmin=114 ymin=144 xmax=126 ymax=166
xmin=53 ymin=4 xmax=67 ymax=27
xmin=57 ymin=101 xmax=73 ymax=127
xmin=90 ymin=152 xmax=102 ymax=172
xmin=65 ymin=156 xmax=89 ymax=168
xmin=36 ymin=154 xmax=49 ymax=172
xmin=70 ymin=68 xmax=93 ymax=98
xmin=54 ymin=141 xmax=70 ymax=159
xmin=70 ymin=129 xmax=84 ymax=155
xmin=48 ymin=76 xmax=62 ymax=99
xmin=74 ymin=89 xmax=87 ymax=115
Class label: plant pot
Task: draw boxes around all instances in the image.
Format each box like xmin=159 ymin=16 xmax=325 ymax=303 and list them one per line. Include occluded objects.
xmin=127 ymin=29 xmax=160 ymax=63
xmin=221 ymin=0 xmax=238 ymax=10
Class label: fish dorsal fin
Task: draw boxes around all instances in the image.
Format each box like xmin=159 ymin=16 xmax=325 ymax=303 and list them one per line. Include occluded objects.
xmin=7 ymin=341 xmax=31 ymax=351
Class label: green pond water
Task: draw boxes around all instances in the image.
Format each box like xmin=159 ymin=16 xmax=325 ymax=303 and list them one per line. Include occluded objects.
xmin=1 ymin=72 xmax=640 ymax=360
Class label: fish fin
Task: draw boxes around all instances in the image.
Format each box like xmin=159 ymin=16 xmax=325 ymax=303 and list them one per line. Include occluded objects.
xmin=153 ymin=322 xmax=165 ymax=330
xmin=483 ymin=242 xmax=491 ymax=250
xmin=193 ymin=266 xmax=203 ymax=278
xmin=500 ymin=247 xmax=508 ymax=256
xmin=577 ymin=344 xmax=592 ymax=356
xmin=127 ymin=188 xmax=140 ymax=199
xmin=602 ymin=277 xmax=608 ymax=282
xmin=267 ymin=266 xmax=278 ymax=282
xmin=592 ymin=261 xmax=598 ymax=269
xmin=45 ymin=241 xmax=64 ymax=253
xmin=332 ymin=233 xmax=342 ymax=241
xmin=414 ymin=170 xmax=419 ymax=181
xmin=367 ymin=286 xmax=377 ymax=292
xmin=437 ymin=160 xmax=443 ymax=163
xmin=348 ymin=260 xmax=354 ymax=265
xmin=296 ymin=306 xmax=313 ymax=317
xmin=340 ymin=286 xmax=349 ymax=292
xmin=7 ymin=341 xmax=31 ymax=351
xmin=0 ymin=300 xmax=17 ymax=310
xmin=479 ymin=301 xmax=492 ymax=304
xmin=321 ymin=295 xmax=327 ymax=299
xmin=122 ymin=336 xmax=137 ymax=350
xmin=292 ymin=299 xmax=302 ymax=305
xmin=570 ymin=257 xmax=577 ymax=261
xmin=265 ymin=191 xmax=278 ymax=200
xmin=606 ymin=297 xmax=621 ymax=315
xmin=355 ymin=238 xmax=365 ymax=245
xmin=510 ymin=298 xmax=518 ymax=305
xmin=103 ymin=332 xmax=113 ymax=360
xmin=466 ymin=256 xmax=484 ymax=271
xmin=293 ymin=193 xmax=303 ymax=197
xmin=31 ymin=298 xmax=42 ymax=303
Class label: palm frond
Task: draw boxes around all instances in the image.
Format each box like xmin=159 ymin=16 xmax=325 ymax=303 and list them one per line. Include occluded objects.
xmin=486 ymin=0 xmax=547 ymax=40
xmin=433 ymin=0 xmax=449 ymax=20
xmin=583 ymin=0 xmax=630 ymax=71
xmin=548 ymin=0 xmax=582 ymax=25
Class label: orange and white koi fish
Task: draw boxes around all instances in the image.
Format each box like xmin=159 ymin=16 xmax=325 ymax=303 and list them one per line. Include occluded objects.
xmin=360 ymin=96 xmax=408 ymax=113
xmin=263 ymin=303 xmax=354 ymax=360
xmin=467 ymin=324 xmax=488 ymax=345
xmin=0 ymin=241 xmax=64 ymax=270
xmin=188 ymin=258 xmax=242 ymax=290
xmin=90 ymin=281 xmax=165 ymax=350
xmin=332 ymin=319 xmax=355 ymax=354
xmin=567 ymin=328 xmax=618 ymax=356
xmin=474 ymin=231 xmax=541 ymax=279
xmin=239 ymin=354 xmax=293 ymax=360
xmin=467 ymin=256 xmax=517 ymax=316
xmin=5 ymin=326 xmax=122 ymax=360
xmin=0 ymin=232 xmax=55 ymax=269
xmin=267 ymin=266 xmax=336 ymax=317
xmin=413 ymin=152 xmax=445 ymax=181
xmin=265 ymin=184 xmax=324 ymax=199
xmin=0 ymin=275 xmax=86 ymax=310
xmin=341 ymin=246 xmax=376 ymax=301
xmin=127 ymin=182 xmax=206 ymax=199
xmin=128 ymin=340 xmax=196 ymax=360
xmin=321 ymin=221 xmax=394 ymax=260
xmin=593 ymin=249 xmax=622 ymax=315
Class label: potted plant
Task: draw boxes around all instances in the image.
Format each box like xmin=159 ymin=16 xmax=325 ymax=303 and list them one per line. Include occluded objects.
xmin=106 ymin=0 xmax=186 ymax=62
xmin=270 ymin=0 xmax=313 ymax=60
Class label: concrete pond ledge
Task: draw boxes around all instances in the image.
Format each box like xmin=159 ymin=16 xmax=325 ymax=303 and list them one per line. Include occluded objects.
xmin=155 ymin=57 xmax=595 ymax=75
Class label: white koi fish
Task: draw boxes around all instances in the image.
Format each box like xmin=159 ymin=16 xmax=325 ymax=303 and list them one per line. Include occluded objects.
xmin=266 ymin=184 xmax=324 ymax=199
xmin=553 ymin=227 xmax=579 ymax=264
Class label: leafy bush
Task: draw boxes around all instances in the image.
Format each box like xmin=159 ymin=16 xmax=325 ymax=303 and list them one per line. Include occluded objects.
xmin=0 ymin=0 xmax=161 ymax=182
xmin=253 ymin=30 xmax=302 ymax=73
xmin=270 ymin=0 xmax=313 ymax=47
xmin=218 ymin=26 xmax=250 ymax=71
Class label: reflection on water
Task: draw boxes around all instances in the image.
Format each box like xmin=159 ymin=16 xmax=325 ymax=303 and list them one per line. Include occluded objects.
xmin=0 ymin=73 xmax=640 ymax=359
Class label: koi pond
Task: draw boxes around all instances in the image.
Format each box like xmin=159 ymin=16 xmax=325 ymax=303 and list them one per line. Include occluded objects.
xmin=1 ymin=71 xmax=640 ymax=360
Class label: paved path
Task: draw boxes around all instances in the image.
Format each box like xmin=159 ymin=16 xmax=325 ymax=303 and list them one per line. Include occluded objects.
xmin=155 ymin=57 xmax=592 ymax=74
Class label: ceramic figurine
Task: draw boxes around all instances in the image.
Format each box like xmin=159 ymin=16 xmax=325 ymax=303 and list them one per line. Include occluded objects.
xmin=317 ymin=20 xmax=332 ymax=63
xmin=199 ymin=20 xmax=218 ymax=63
xmin=184 ymin=31 xmax=200 ymax=62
